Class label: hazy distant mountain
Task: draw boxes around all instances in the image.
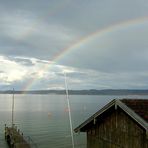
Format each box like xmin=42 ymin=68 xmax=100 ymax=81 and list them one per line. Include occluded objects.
xmin=1 ymin=89 xmax=148 ymax=95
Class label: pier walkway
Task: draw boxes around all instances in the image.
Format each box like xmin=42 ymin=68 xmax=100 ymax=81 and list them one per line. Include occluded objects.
xmin=5 ymin=124 xmax=30 ymax=148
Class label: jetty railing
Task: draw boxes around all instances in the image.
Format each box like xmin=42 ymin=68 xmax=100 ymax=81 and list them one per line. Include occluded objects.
xmin=25 ymin=136 xmax=38 ymax=148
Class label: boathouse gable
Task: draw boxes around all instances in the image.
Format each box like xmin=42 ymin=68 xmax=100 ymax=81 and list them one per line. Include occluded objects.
xmin=74 ymin=99 xmax=148 ymax=148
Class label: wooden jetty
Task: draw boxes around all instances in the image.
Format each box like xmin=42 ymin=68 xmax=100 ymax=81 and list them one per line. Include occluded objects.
xmin=5 ymin=124 xmax=30 ymax=148
xmin=4 ymin=89 xmax=33 ymax=148
xmin=4 ymin=89 xmax=37 ymax=148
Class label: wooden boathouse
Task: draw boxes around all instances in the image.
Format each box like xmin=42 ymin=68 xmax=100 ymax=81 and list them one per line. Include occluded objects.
xmin=74 ymin=99 xmax=148 ymax=148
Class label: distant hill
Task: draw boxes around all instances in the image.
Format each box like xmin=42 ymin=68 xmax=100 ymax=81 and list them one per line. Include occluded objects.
xmin=1 ymin=89 xmax=148 ymax=95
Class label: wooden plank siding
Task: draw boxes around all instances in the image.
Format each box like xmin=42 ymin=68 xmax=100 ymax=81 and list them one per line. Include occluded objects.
xmin=86 ymin=108 xmax=148 ymax=148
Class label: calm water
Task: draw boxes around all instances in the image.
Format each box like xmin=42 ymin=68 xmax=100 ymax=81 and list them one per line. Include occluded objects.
xmin=0 ymin=94 xmax=148 ymax=148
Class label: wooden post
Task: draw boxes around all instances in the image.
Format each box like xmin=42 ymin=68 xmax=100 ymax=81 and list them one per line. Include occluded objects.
xmin=12 ymin=88 xmax=14 ymax=128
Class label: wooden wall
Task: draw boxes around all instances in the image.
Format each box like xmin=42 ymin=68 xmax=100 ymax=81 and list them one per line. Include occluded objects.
xmin=87 ymin=108 xmax=148 ymax=148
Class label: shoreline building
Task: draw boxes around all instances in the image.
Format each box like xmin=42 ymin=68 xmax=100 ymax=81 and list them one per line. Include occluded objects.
xmin=75 ymin=99 xmax=148 ymax=148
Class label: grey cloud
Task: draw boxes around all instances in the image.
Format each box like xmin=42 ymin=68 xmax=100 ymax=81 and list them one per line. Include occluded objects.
xmin=1 ymin=0 xmax=147 ymax=62
xmin=0 ymin=71 xmax=5 ymax=74
xmin=48 ymin=0 xmax=148 ymax=35
xmin=7 ymin=57 xmax=35 ymax=66
xmin=0 ymin=0 xmax=148 ymax=90
xmin=0 ymin=9 xmax=77 ymax=60
xmin=58 ymin=23 xmax=148 ymax=73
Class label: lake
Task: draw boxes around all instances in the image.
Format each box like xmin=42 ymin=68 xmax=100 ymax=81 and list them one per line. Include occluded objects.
xmin=0 ymin=94 xmax=148 ymax=148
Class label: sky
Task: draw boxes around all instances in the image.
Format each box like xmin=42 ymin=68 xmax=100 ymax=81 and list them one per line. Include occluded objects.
xmin=0 ymin=0 xmax=148 ymax=90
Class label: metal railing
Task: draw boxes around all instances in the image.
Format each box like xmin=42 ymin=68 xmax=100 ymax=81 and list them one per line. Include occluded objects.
xmin=25 ymin=136 xmax=38 ymax=148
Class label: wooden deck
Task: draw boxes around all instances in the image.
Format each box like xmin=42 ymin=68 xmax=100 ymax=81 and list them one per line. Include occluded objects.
xmin=5 ymin=125 xmax=30 ymax=148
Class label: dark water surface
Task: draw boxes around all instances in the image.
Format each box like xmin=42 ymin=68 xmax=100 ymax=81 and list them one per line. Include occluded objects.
xmin=0 ymin=94 xmax=147 ymax=148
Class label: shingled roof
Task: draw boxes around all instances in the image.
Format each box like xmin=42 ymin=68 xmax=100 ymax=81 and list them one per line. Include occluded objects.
xmin=121 ymin=99 xmax=148 ymax=122
xmin=75 ymin=99 xmax=148 ymax=133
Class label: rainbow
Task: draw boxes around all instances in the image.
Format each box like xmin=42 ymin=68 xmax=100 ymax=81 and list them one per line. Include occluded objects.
xmin=55 ymin=16 xmax=148 ymax=61
xmin=23 ymin=16 xmax=148 ymax=90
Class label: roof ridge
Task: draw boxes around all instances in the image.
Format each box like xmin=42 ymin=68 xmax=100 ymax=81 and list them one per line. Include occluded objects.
xmin=75 ymin=99 xmax=148 ymax=133
xmin=117 ymin=99 xmax=148 ymax=130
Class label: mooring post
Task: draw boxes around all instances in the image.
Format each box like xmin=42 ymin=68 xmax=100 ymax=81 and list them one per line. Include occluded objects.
xmin=4 ymin=124 xmax=6 ymax=139
xmin=12 ymin=88 xmax=15 ymax=128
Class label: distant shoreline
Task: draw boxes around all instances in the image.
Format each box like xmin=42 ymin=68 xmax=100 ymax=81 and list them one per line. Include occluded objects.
xmin=1 ymin=89 xmax=148 ymax=95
